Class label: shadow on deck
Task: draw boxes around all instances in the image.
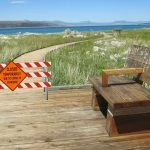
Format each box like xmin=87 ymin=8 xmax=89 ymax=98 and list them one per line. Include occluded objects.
xmin=0 ymin=88 xmax=150 ymax=150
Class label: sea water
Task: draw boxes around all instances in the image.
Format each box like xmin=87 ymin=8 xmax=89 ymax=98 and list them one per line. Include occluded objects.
xmin=0 ymin=24 xmax=150 ymax=35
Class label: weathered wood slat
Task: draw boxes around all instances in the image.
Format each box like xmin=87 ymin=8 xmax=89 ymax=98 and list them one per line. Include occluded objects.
xmin=1 ymin=135 xmax=150 ymax=150
xmin=102 ymin=68 xmax=143 ymax=75
xmin=102 ymin=68 xmax=143 ymax=86
xmin=0 ymin=110 xmax=102 ymax=126
xmin=1 ymin=134 xmax=150 ymax=150
xmin=109 ymin=106 xmax=150 ymax=116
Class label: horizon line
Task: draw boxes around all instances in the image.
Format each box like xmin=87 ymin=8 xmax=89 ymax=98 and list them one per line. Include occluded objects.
xmin=0 ymin=20 xmax=150 ymax=23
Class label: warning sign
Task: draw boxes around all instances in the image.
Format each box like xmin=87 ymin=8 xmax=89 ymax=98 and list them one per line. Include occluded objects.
xmin=0 ymin=61 xmax=27 ymax=91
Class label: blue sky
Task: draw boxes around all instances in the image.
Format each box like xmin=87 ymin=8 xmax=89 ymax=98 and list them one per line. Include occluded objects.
xmin=0 ymin=0 xmax=150 ymax=22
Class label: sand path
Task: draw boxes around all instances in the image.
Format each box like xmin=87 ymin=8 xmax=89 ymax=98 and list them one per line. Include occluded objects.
xmin=14 ymin=41 xmax=79 ymax=62
xmin=13 ymin=41 xmax=81 ymax=83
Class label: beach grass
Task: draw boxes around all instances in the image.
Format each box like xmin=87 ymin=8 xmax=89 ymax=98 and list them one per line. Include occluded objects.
xmin=46 ymin=39 xmax=128 ymax=86
xmin=46 ymin=29 xmax=150 ymax=86
xmin=120 ymin=28 xmax=150 ymax=46
xmin=0 ymin=31 xmax=103 ymax=63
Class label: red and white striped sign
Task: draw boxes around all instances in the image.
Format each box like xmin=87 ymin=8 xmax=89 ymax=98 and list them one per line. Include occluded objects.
xmin=0 ymin=82 xmax=51 ymax=90
xmin=26 ymin=72 xmax=51 ymax=78
xmin=0 ymin=64 xmax=5 ymax=69
xmin=0 ymin=61 xmax=51 ymax=101
xmin=0 ymin=61 xmax=51 ymax=69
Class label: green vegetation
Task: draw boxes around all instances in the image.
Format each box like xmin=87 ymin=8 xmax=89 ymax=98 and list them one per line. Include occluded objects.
xmin=46 ymin=39 xmax=128 ymax=85
xmin=1 ymin=28 xmax=150 ymax=86
xmin=120 ymin=28 xmax=150 ymax=46
xmin=46 ymin=29 xmax=150 ymax=86
xmin=0 ymin=31 xmax=103 ymax=63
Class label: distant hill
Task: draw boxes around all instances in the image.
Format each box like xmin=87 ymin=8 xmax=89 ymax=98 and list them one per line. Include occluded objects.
xmin=0 ymin=21 xmax=61 ymax=28
xmin=0 ymin=20 xmax=150 ymax=28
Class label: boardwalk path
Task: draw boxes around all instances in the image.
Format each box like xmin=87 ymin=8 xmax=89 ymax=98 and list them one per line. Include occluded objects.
xmin=15 ymin=41 xmax=80 ymax=62
xmin=14 ymin=41 xmax=80 ymax=83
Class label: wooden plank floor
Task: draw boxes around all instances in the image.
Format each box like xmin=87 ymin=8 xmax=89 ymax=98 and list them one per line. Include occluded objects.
xmin=0 ymin=88 xmax=150 ymax=150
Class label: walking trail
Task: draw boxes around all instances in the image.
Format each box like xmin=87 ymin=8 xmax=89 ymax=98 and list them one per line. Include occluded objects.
xmin=14 ymin=41 xmax=79 ymax=62
xmin=13 ymin=41 xmax=80 ymax=84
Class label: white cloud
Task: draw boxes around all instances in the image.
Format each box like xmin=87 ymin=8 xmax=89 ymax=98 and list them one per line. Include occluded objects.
xmin=11 ymin=0 xmax=26 ymax=4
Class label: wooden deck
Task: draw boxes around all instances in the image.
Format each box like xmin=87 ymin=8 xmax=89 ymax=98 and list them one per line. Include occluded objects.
xmin=0 ymin=88 xmax=150 ymax=150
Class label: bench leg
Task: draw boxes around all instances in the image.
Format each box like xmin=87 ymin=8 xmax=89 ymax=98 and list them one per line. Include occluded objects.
xmin=106 ymin=109 xmax=118 ymax=137
xmin=91 ymin=88 xmax=99 ymax=111
xmin=106 ymin=108 xmax=150 ymax=136
xmin=91 ymin=88 xmax=108 ymax=115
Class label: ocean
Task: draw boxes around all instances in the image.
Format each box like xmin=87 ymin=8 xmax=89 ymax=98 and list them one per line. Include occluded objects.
xmin=0 ymin=24 xmax=150 ymax=35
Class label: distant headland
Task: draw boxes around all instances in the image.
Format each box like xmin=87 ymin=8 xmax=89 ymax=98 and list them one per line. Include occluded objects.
xmin=0 ymin=20 xmax=150 ymax=28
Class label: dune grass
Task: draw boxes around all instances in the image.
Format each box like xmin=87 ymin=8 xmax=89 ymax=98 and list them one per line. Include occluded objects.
xmin=46 ymin=29 xmax=150 ymax=86
xmin=46 ymin=40 xmax=128 ymax=85
xmin=0 ymin=31 xmax=103 ymax=63
xmin=120 ymin=28 xmax=150 ymax=46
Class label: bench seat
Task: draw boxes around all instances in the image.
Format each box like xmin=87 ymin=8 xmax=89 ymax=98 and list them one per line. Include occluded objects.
xmin=89 ymin=76 xmax=150 ymax=109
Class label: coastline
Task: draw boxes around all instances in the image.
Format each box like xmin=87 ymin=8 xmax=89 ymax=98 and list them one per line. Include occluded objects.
xmin=0 ymin=24 xmax=150 ymax=35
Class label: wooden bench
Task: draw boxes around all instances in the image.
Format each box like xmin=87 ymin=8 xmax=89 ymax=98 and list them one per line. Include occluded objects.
xmin=89 ymin=45 xmax=150 ymax=136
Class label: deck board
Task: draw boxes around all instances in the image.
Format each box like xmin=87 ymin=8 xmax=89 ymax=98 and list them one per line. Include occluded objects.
xmin=0 ymin=88 xmax=150 ymax=149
